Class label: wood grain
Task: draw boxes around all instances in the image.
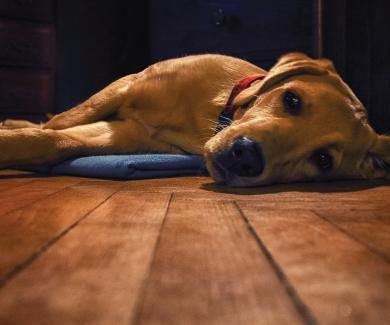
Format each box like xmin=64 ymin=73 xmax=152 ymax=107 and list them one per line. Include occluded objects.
xmin=0 ymin=177 xmax=83 ymax=217
xmin=0 ymin=191 xmax=170 ymax=325
xmin=0 ymin=182 xmax=122 ymax=281
xmin=134 ymin=198 xmax=306 ymax=325
xmin=238 ymin=205 xmax=390 ymax=325
xmin=0 ymin=177 xmax=34 ymax=192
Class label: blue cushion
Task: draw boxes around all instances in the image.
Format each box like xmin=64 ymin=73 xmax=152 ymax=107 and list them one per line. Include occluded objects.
xmin=29 ymin=154 xmax=206 ymax=179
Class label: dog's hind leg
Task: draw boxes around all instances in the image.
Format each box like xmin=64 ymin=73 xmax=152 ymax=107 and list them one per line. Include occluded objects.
xmin=0 ymin=119 xmax=182 ymax=169
xmin=0 ymin=119 xmax=42 ymax=129
xmin=43 ymin=75 xmax=138 ymax=130
xmin=0 ymin=75 xmax=136 ymax=131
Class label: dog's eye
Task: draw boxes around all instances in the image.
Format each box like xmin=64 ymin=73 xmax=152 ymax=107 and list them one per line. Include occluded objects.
xmin=311 ymin=150 xmax=333 ymax=172
xmin=283 ymin=91 xmax=301 ymax=114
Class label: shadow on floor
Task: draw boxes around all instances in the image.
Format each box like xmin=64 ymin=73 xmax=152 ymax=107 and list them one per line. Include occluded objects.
xmin=201 ymin=179 xmax=390 ymax=195
xmin=0 ymin=172 xmax=54 ymax=180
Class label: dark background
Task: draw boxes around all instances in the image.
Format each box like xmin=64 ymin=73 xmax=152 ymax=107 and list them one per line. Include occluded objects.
xmin=0 ymin=0 xmax=389 ymax=133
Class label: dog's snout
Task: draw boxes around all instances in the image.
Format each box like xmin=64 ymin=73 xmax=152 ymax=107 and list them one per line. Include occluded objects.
xmin=215 ymin=137 xmax=264 ymax=178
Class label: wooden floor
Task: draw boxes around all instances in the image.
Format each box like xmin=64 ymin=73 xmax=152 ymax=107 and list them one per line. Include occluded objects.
xmin=0 ymin=170 xmax=389 ymax=325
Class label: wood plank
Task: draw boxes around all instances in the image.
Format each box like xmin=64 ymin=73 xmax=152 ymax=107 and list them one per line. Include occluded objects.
xmin=0 ymin=181 xmax=122 ymax=282
xmin=0 ymin=177 xmax=84 ymax=217
xmin=121 ymin=176 xmax=211 ymax=192
xmin=0 ymin=191 xmax=170 ymax=325
xmin=238 ymin=205 xmax=390 ymax=325
xmin=0 ymin=170 xmax=38 ymax=191
xmin=134 ymin=198 xmax=306 ymax=325
xmin=0 ymin=178 xmax=35 ymax=192
xmin=314 ymin=209 xmax=390 ymax=262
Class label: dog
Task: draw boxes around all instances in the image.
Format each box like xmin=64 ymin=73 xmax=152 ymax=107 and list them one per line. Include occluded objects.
xmin=0 ymin=53 xmax=389 ymax=186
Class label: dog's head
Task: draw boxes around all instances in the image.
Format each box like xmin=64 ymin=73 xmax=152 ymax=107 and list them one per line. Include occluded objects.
xmin=205 ymin=53 xmax=390 ymax=186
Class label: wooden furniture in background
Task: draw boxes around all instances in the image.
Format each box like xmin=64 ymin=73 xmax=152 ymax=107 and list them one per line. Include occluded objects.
xmin=0 ymin=0 xmax=55 ymax=122
xmin=0 ymin=0 xmax=148 ymax=120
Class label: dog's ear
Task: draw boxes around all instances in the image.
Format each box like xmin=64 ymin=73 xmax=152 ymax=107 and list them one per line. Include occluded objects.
xmin=261 ymin=53 xmax=337 ymax=92
xmin=361 ymin=135 xmax=390 ymax=179
xmin=316 ymin=58 xmax=337 ymax=73
xmin=272 ymin=52 xmax=337 ymax=73
xmin=233 ymin=52 xmax=334 ymax=107
xmin=273 ymin=52 xmax=311 ymax=65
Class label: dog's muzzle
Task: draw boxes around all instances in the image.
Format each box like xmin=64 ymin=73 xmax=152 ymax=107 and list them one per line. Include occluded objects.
xmin=213 ymin=137 xmax=264 ymax=181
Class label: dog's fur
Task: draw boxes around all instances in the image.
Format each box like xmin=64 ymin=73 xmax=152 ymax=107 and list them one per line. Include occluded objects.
xmin=1 ymin=53 xmax=389 ymax=186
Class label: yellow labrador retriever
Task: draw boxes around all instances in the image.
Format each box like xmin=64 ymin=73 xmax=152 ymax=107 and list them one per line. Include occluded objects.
xmin=1 ymin=53 xmax=389 ymax=186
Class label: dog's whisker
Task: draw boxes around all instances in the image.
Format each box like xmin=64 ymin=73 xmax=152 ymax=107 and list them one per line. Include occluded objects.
xmin=200 ymin=117 xmax=220 ymax=127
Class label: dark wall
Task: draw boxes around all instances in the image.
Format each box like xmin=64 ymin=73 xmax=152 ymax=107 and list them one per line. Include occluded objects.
xmin=55 ymin=0 xmax=149 ymax=113
xmin=323 ymin=0 xmax=390 ymax=134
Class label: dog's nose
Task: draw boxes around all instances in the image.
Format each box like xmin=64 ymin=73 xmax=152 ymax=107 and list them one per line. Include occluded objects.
xmin=215 ymin=137 xmax=264 ymax=178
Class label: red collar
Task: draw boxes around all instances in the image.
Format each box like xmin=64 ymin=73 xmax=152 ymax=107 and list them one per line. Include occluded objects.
xmin=216 ymin=73 xmax=267 ymax=133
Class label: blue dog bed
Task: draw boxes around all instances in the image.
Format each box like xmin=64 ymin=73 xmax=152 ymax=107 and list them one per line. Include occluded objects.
xmin=28 ymin=154 xmax=206 ymax=180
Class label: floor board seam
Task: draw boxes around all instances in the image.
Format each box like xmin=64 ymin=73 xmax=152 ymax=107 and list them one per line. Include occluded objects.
xmin=234 ymin=201 xmax=318 ymax=325
xmin=129 ymin=192 xmax=174 ymax=325
xmin=0 ymin=183 xmax=124 ymax=288
xmin=312 ymin=210 xmax=390 ymax=264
